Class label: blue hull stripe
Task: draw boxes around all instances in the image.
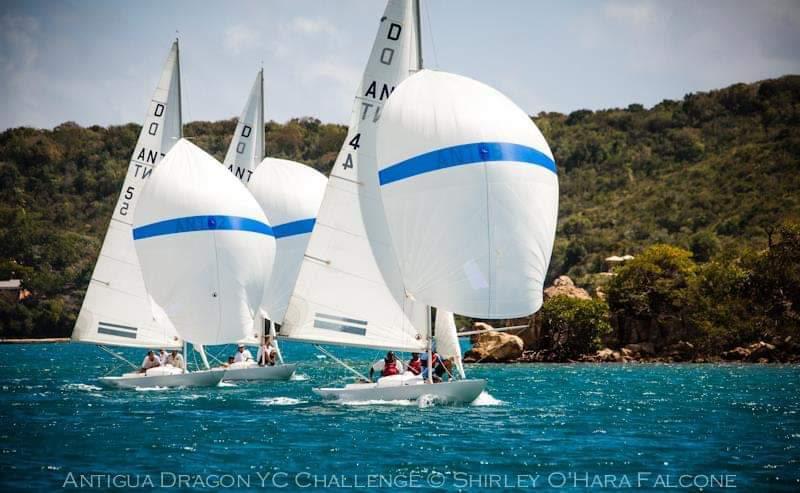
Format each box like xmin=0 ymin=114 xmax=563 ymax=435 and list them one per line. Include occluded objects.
xmin=378 ymin=142 xmax=557 ymax=186
xmin=133 ymin=215 xmax=274 ymax=240
xmin=273 ymin=218 xmax=316 ymax=239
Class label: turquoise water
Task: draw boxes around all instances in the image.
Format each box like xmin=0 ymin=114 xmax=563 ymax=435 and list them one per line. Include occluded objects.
xmin=1 ymin=343 xmax=798 ymax=491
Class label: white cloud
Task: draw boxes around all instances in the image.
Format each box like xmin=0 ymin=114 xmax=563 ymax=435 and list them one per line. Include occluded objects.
xmin=305 ymin=59 xmax=359 ymax=88
xmin=223 ymin=24 xmax=260 ymax=56
xmin=288 ymin=17 xmax=338 ymax=36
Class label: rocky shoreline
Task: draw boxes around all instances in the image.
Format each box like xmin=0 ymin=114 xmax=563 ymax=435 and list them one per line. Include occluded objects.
xmin=463 ymin=270 xmax=800 ymax=365
xmin=464 ymin=328 xmax=800 ymax=364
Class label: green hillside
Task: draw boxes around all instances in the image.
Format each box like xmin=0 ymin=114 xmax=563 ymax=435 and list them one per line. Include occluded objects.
xmin=1 ymin=75 xmax=798 ymax=339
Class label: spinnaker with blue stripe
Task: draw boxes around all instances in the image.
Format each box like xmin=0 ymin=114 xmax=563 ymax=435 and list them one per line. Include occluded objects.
xmin=376 ymin=70 xmax=559 ymax=319
xmin=248 ymin=158 xmax=327 ymax=325
xmin=132 ymin=139 xmax=276 ymax=346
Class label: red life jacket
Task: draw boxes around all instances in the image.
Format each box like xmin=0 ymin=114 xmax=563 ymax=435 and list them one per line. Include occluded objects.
xmin=407 ymin=359 xmax=422 ymax=375
xmin=382 ymin=359 xmax=399 ymax=376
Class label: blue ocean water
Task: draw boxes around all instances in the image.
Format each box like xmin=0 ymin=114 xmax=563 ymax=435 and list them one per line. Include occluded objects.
xmin=0 ymin=342 xmax=798 ymax=492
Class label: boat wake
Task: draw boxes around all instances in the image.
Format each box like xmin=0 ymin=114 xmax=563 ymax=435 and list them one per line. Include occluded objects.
xmin=417 ymin=394 xmax=441 ymax=408
xmin=217 ymin=381 xmax=237 ymax=388
xmin=61 ymin=383 xmax=102 ymax=392
xmin=257 ymin=397 xmax=306 ymax=406
xmin=470 ymin=391 xmax=504 ymax=406
xmin=134 ymin=386 xmax=170 ymax=392
xmin=290 ymin=373 xmax=309 ymax=381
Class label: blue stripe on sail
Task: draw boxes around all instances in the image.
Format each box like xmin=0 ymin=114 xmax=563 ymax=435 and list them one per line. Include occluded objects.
xmin=132 ymin=215 xmax=274 ymax=240
xmin=272 ymin=218 xmax=316 ymax=239
xmin=378 ymin=142 xmax=557 ymax=186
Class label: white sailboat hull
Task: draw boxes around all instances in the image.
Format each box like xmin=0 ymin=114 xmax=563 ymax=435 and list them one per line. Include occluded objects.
xmin=223 ymin=363 xmax=297 ymax=381
xmin=98 ymin=368 xmax=224 ymax=389
xmin=313 ymin=377 xmax=486 ymax=404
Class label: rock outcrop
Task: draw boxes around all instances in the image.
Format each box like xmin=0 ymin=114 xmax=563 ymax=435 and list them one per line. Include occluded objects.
xmin=543 ymin=275 xmax=591 ymax=301
xmin=463 ymin=327 xmax=524 ymax=363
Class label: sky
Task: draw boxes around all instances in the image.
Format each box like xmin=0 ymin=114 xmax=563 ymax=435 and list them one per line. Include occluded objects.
xmin=1 ymin=0 xmax=799 ymax=130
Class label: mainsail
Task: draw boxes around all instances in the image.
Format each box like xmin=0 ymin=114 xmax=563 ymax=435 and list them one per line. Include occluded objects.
xmin=279 ymin=0 xmax=428 ymax=352
xmin=71 ymin=41 xmax=183 ymax=349
xmin=248 ymin=158 xmax=327 ymax=324
xmin=224 ymin=70 xmax=265 ymax=184
xmin=376 ymin=70 xmax=559 ymax=319
xmin=132 ymin=140 xmax=275 ymax=346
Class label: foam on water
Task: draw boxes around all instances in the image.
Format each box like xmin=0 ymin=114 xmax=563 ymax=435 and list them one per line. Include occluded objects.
xmin=417 ymin=394 xmax=440 ymax=408
xmin=217 ymin=381 xmax=237 ymax=388
xmin=60 ymin=383 xmax=102 ymax=392
xmin=290 ymin=373 xmax=309 ymax=381
xmin=257 ymin=397 xmax=306 ymax=406
xmin=470 ymin=391 xmax=504 ymax=406
xmin=134 ymin=386 xmax=169 ymax=392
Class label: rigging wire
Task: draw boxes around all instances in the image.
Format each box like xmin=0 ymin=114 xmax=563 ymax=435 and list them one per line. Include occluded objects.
xmin=424 ymin=0 xmax=440 ymax=69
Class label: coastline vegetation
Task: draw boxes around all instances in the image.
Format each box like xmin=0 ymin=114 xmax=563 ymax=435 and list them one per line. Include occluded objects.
xmin=0 ymin=75 xmax=798 ymax=359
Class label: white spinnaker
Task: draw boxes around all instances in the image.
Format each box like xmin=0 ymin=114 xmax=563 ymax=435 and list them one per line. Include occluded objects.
xmin=280 ymin=0 xmax=427 ymax=352
xmin=376 ymin=70 xmax=559 ymax=319
xmin=224 ymin=70 xmax=265 ymax=184
xmin=71 ymin=41 xmax=183 ymax=349
xmin=132 ymin=139 xmax=275 ymax=346
xmin=248 ymin=158 xmax=327 ymax=324
xmin=434 ymin=309 xmax=465 ymax=379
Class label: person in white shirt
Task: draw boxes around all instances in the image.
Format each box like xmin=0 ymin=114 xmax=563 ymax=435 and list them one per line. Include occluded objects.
xmin=166 ymin=350 xmax=185 ymax=370
xmin=139 ymin=351 xmax=161 ymax=373
xmin=233 ymin=344 xmax=254 ymax=364
xmin=257 ymin=336 xmax=276 ymax=366
xmin=158 ymin=349 xmax=169 ymax=365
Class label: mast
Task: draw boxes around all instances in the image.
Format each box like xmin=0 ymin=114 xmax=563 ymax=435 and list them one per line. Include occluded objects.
xmin=426 ymin=305 xmax=433 ymax=383
xmin=415 ymin=0 xmax=423 ymax=70
xmin=175 ymin=38 xmax=184 ymax=138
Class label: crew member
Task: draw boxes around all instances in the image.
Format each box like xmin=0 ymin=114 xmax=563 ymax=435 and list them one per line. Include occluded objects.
xmin=234 ymin=344 xmax=254 ymax=363
xmin=139 ymin=350 xmax=161 ymax=373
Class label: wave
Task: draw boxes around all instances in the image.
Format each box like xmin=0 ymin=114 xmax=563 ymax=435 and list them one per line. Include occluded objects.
xmin=470 ymin=391 xmax=504 ymax=406
xmin=257 ymin=397 xmax=306 ymax=406
xmin=290 ymin=373 xmax=309 ymax=381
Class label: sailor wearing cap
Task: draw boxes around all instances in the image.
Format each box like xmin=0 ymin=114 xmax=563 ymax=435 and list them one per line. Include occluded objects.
xmin=233 ymin=344 xmax=254 ymax=363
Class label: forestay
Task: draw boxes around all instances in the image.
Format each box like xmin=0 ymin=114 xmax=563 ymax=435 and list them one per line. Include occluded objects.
xmin=434 ymin=309 xmax=465 ymax=379
xmin=132 ymin=139 xmax=275 ymax=346
xmin=376 ymin=70 xmax=559 ymax=319
xmin=248 ymin=158 xmax=327 ymax=324
xmin=280 ymin=0 xmax=428 ymax=352
xmin=71 ymin=41 xmax=183 ymax=349
xmin=224 ymin=70 xmax=265 ymax=184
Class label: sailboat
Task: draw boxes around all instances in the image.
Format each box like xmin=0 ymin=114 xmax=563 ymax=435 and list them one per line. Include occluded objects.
xmin=132 ymin=139 xmax=276 ymax=381
xmin=71 ymin=41 xmax=223 ymax=389
xmin=218 ymin=69 xmax=311 ymax=381
xmin=375 ymin=69 xmax=559 ymax=375
xmin=276 ymin=0 xmax=486 ymax=403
